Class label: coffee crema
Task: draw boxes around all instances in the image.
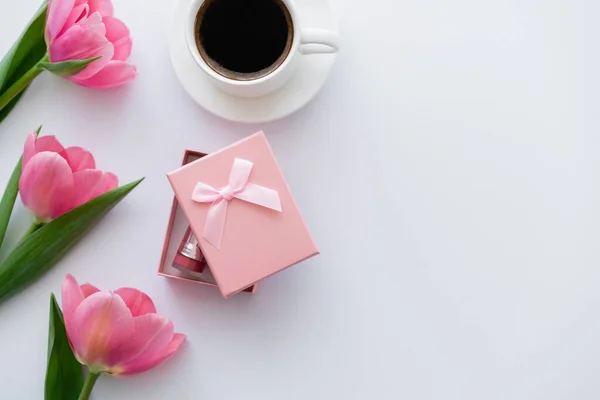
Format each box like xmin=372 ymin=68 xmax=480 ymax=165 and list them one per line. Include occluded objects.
xmin=194 ymin=0 xmax=294 ymax=81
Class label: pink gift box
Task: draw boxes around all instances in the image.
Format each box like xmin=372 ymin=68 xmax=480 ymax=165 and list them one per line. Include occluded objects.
xmin=159 ymin=131 xmax=319 ymax=298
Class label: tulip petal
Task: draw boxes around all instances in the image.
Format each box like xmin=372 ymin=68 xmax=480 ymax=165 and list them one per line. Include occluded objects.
xmin=49 ymin=24 xmax=114 ymax=80
xmin=87 ymin=0 xmax=114 ymax=17
xmin=72 ymin=169 xmax=118 ymax=208
xmin=81 ymin=283 xmax=100 ymax=298
xmin=71 ymin=291 xmax=134 ymax=369
xmin=46 ymin=0 xmax=76 ymax=43
xmin=62 ymin=13 xmax=115 ymax=81
xmin=64 ymin=147 xmax=96 ymax=172
xmin=58 ymin=3 xmax=89 ymax=38
xmin=23 ymin=132 xmax=38 ymax=170
xmin=23 ymin=134 xmax=66 ymax=169
xmin=118 ymin=334 xmax=186 ymax=376
xmin=62 ymin=274 xmax=85 ymax=339
xmin=115 ymin=288 xmax=157 ymax=317
xmin=72 ymin=60 xmax=136 ymax=89
xmin=19 ymin=152 xmax=75 ymax=221
xmin=107 ymin=313 xmax=175 ymax=370
xmin=103 ymin=17 xmax=132 ymax=61
xmin=36 ymin=136 xmax=67 ymax=156
xmin=78 ymin=11 xmax=106 ymax=37
xmin=70 ymin=40 xmax=115 ymax=81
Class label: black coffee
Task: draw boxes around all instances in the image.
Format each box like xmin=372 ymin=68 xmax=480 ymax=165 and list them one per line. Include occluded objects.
xmin=195 ymin=0 xmax=293 ymax=80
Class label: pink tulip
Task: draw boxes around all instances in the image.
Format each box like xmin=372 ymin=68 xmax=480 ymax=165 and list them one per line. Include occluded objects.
xmin=62 ymin=274 xmax=186 ymax=376
xmin=19 ymin=132 xmax=118 ymax=222
xmin=45 ymin=0 xmax=136 ymax=89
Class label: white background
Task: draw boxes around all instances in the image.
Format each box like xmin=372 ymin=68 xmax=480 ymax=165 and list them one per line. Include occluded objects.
xmin=0 ymin=0 xmax=597 ymax=399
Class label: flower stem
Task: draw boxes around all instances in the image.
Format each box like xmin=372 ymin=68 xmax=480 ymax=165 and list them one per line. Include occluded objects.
xmin=19 ymin=221 xmax=43 ymax=244
xmin=0 ymin=54 xmax=48 ymax=112
xmin=78 ymin=372 xmax=100 ymax=400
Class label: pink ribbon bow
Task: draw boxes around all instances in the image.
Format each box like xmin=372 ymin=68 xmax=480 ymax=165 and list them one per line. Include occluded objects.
xmin=191 ymin=158 xmax=282 ymax=249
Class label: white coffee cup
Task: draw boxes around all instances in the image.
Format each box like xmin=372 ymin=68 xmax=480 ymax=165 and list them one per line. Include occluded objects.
xmin=185 ymin=0 xmax=339 ymax=98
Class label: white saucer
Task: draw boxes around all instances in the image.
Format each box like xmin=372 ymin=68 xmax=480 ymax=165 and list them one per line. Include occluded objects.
xmin=169 ymin=0 xmax=339 ymax=124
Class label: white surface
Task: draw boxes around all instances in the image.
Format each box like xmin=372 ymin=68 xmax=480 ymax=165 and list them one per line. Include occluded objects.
xmin=171 ymin=0 xmax=338 ymax=122
xmin=0 ymin=0 xmax=597 ymax=399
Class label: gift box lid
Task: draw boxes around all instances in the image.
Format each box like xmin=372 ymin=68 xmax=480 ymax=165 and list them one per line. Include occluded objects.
xmin=167 ymin=131 xmax=319 ymax=298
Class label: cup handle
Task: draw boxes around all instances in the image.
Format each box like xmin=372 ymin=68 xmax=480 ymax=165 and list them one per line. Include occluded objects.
xmin=300 ymin=29 xmax=340 ymax=55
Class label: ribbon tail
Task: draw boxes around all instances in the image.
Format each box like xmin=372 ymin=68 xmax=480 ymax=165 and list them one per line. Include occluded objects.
xmin=203 ymin=198 xmax=229 ymax=249
xmin=236 ymin=183 xmax=282 ymax=212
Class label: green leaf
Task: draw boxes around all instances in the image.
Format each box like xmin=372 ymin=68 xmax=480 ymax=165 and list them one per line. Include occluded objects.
xmin=0 ymin=158 xmax=23 ymax=252
xmin=0 ymin=126 xmax=42 ymax=252
xmin=0 ymin=89 xmax=26 ymax=125
xmin=39 ymin=57 xmax=100 ymax=77
xmin=0 ymin=178 xmax=144 ymax=303
xmin=0 ymin=0 xmax=48 ymax=92
xmin=45 ymin=294 xmax=83 ymax=400
xmin=0 ymin=0 xmax=48 ymax=123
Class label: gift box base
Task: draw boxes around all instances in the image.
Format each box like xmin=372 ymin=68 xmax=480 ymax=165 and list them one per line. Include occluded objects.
xmin=158 ymin=150 xmax=257 ymax=295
